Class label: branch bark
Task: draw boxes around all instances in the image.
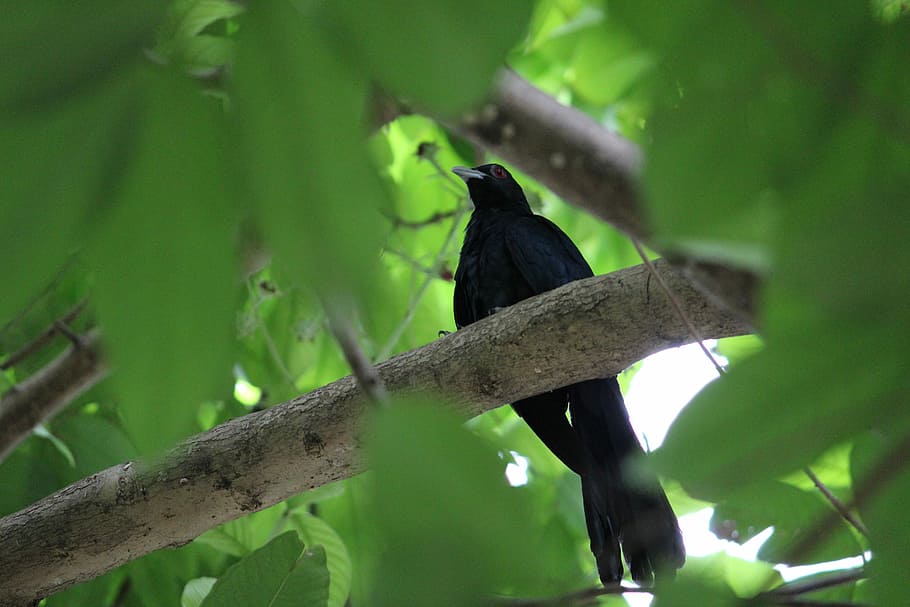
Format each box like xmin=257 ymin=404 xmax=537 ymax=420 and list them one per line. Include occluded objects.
xmin=0 ymin=260 xmax=750 ymax=605
xmin=0 ymin=329 xmax=107 ymax=462
xmin=431 ymin=71 xmax=760 ymax=324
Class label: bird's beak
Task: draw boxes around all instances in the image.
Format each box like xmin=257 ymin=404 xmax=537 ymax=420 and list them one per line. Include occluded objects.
xmin=451 ymin=166 xmax=486 ymax=182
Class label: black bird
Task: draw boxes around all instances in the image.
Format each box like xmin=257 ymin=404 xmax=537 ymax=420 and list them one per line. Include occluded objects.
xmin=451 ymin=163 xmax=685 ymax=585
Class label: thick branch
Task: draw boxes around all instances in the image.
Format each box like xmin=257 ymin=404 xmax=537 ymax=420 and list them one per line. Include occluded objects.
xmin=0 ymin=261 xmax=750 ymax=605
xmin=0 ymin=329 xmax=107 ymax=462
xmin=432 ymin=71 xmax=760 ymax=324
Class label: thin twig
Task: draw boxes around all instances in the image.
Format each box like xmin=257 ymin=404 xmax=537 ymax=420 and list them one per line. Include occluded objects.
xmin=0 ymin=299 xmax=88 ymax=370
xmin=383 ymin=248 xmax=437 ymax=275
xmin=768 ymin=599 xmax=869 ymax=607
xmin=246 ymin=279 xmax=297 ymax=391
xmin=384 ymin=208 xmax=459 ymax=229
xmin=377 ymin=205 xmax=467 ymax=362
xmin=632 ymin=239 xmax=726 ymax=375
xmin=494 ymin=584 xmax=651 ymax=607
xmin=0 ymin=256 xmax=78 ymax=341
xmin=324 ymin=303 xmax=387 ymax=406
xmin=804 ymin=468 xmax=870 ymax=538
xmin=783 ymin=431 xmax=910 ymax=566
xmin=376 ymin=152 xmax=472 ymax=361
xmin=766 ymin=568 xmax=865 ymax=597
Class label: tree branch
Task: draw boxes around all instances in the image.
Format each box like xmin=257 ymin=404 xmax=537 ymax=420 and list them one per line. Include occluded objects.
xmin=0 ymin=329 xmax=107 ymax=463
xmin=428 ymin=70 xmax=760 ymax=325
xmin=0 ymin=299 xmax=88 ymax=371
xmin=0 ymin=260 xmax=750 ymax=605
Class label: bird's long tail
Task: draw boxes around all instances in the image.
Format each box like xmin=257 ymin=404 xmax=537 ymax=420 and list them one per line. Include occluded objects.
xmin=569 ymin=378 xmax=685 ymax=586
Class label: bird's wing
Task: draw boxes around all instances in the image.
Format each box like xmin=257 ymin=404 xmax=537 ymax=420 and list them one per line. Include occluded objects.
xmin=452 ymin=271 xmax=472 ymax=329
xmin=504 ymin=216 xmax=594 ymax=294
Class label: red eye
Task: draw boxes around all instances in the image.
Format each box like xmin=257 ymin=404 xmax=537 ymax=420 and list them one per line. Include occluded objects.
xmin=491 ymin=165 xmax=506 ymax=179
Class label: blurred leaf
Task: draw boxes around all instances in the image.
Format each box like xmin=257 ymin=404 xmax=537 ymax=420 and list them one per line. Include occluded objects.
xmin=52 ymin=413 xmax=137 ymax=480
xmin=569 ymin=23 xmax=655 ymax=106
xmin=128 ymin=543 xmax=223 ymax=607
xmin=157 ymin=0 xmax=244 ymax=70
xmin=714 ymin=335 xmax=763 ymax=367
xmin=652 ymin=565 xmax=740 ymax=607
xmin=653 ymin=328 xmax=901 ymax=499
xmin=0 ymin=2 xmax=164 ymax=111
xmin=290 ymin=511 xmax=352 ymax=607
xmin=232 ymin=2 xmax=388 ymax=295
xmin=0 ymin=436 xmax=68 ymax=516
xmin=323 ymin=1 xmax=533 ymax=112
xmin=32 ymin=425 xmax=75 ymax=468
xmin=164 ymin=0 xmax=243 ymax=42
xmin=195 ymin=502 xmax=287 ymax=558
xmin=89 ymin=67 xmax=235 ymax=453
xmin=0 ymin=76 xmax=131 ymax=323
xmin=45 ymin=568 xmax=128 ymax=607
xmin=711 ymin=481 xmax=861 ymax=566
xmin=864 ymin=452 xmax=910 ymax=607
xmin=610 ymin=1 xmax=874 ymax=266
xmin=0 ymin=2 xmax=162 ymax=328
xmin=182 ymin=577 xmax=216 ymax=607
xmin=851 ymin=425 xmax=910 ymax=607
xmin=366 ymin=400 xmax=549 ymax=606
xmin=201 ymin=532 xmax=329 ymax=607
xmin=722 ymin=554 xmax=780 ymax=598
xmin=527 ymin=513 xmax=590 ymax=592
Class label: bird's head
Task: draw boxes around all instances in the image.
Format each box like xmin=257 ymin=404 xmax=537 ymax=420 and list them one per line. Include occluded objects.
xmin=451 ymin=163 xmax=530 ymax=211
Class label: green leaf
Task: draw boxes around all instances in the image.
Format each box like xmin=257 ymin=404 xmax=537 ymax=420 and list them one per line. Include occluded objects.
xmin=44 ymin=568 xmax=128 ymax=607
xmin=52 ymin=413 xmax=137 ymax=480
xmin=0 ymin=2 xmax=164 ymax=110
xmin=157 ymin=0 xmax=244 ymax=70
xmin=128 ymin=543 xmax=223 ymax=607
xmin=182 ymin=577 xmax=217 ymax=607
xmin=0 ymin=75 xmax=131 ymax=323
xmin=232 ymin=2 xmax=388 ymax=295
xmin=851 ymin=425 xmax=910 ymax=607
xmin=711 ymin=481 xmax=862 ymax=566
xmin=651 ymin=566 xmax=740 ymax=607
xmin=653 ymin=328 xmax=902 ymax=499
xmin=166 ymin=0 xmax=244 ymax=41
xmin=569 ymin=23 xmax=655 ymax=106
xmin=864 ymin=453 xmax=910 ymax=607
xmin=290 ymin=512 xmax=352 ymax=607
xmin=195 ymin=502 xmax=287 ymax=558
xmin=366 ymin=400 xmax=549 ymax=606
xmin=32 ymin=425 xmax=75 ymax=468
xmin=0 ymin=436 xmax=69 ymax=516
xmin=201 ymin=531 xmax=329 ymax=607
xmin=88 ymin=67 xmax=235 ymax=453
xmin=713 ymin=335 xmax=763 ymax=367
xmin=323 ymin=1 xmax=533 ymax=112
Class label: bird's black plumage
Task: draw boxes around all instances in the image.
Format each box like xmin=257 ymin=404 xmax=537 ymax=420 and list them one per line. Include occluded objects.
xmin=452 ymin=163 xmax=685 ymax=585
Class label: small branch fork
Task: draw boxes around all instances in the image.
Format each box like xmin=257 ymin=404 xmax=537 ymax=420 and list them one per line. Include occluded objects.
xmin=383 ymin=208 xmax=458 ymax=230
xmin=632 ymin=239 xmax=726 ymax=376
xmin=0 ymin=299 xmax=88 ymax=371
xmin=324 ymin=302 xmax=388 ymax=406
